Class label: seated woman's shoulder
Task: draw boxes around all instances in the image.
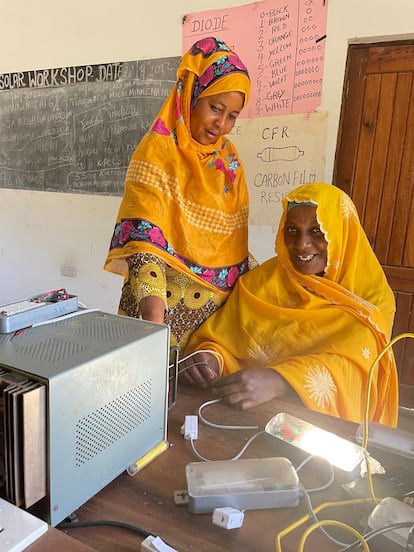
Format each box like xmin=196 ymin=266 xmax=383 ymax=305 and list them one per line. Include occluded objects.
xmin=243 ymin=256 xmax=278 ymax=283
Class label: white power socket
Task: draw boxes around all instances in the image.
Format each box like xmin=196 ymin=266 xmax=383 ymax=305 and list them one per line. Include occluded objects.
xmin=0 ymin=498 xmax=48 ymax=551
xmin=181 ymin=416 xmax=198 ymax=440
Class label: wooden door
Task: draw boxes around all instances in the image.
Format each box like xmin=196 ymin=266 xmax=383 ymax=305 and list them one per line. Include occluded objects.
xmin=333 ymin=41 xmax=414 ymax=408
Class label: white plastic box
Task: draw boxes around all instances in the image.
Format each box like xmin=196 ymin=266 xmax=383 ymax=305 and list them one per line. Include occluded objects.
xmin=185 ymin=457 xmax=300 ymax=514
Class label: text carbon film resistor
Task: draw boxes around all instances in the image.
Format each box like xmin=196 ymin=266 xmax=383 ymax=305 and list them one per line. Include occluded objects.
xmin=257 ymin=146 xmax=304 ymax=162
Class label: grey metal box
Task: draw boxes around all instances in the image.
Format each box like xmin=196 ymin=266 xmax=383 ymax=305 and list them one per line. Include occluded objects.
xmin=0 ymin=311 xmax=170 ymax=526
xmin=0 ymin=293 xmax=79 ymax=333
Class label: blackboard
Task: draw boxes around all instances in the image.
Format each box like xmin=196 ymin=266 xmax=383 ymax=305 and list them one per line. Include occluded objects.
xmin=0 ymin=58 xmax=180 ymax=195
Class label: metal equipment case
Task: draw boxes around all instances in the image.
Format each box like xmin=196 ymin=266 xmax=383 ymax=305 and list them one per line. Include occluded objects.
xmin=0 ymin=311 xmax=170 ymax=526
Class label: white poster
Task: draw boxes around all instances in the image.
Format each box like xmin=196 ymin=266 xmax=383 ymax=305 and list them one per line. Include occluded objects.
xmin=230 ymin=111 xmax=328 ymax=226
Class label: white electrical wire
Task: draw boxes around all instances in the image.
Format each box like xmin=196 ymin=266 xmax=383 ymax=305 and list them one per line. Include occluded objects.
xmin=198 ymin=398 xmax=260 ymax=430
xmin=32 ymin=308 xmax=100 ymax=328
xmin=189 ymin=430 xmax=267 ymax=462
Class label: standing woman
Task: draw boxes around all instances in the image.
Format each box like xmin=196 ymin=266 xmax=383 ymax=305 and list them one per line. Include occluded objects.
xmin=104 ymin=37 xmax=252 ymax=354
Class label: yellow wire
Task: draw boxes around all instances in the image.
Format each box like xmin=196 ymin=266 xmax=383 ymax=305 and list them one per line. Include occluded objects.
xmin=297 ymin=519 xmax=370 ymax=552
xmin=275 ymin=332 xmax=414 ymax=552
xmin=275 ymin=498 xmax=375 ymax=552
xmin=362 ymin=332 xmax=414 ymax=447
xmin=362 ymin=332 xmax=414 ymax=502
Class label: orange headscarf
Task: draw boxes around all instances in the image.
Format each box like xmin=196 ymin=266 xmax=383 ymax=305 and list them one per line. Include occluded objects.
xmin=104 ymin=37 xmax=251 ymax=294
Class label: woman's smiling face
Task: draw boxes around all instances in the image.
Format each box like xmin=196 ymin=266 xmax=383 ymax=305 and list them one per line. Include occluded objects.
xmin=284 ymin=205 xmax=328 ymax=275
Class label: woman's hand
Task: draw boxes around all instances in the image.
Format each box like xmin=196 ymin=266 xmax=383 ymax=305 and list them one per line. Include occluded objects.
xmin=212 ymin=368 xmax=292 ymax=410
xmin=179 ymin=352 xmax=220 ymax=388
xmin=139 ymin=296 xmax=165 ymax=324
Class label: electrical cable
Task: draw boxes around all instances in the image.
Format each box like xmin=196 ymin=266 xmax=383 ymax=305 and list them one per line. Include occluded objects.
xmin=406 ymin=523 xmax=414 ymax=552
xmin=32 ymin=308 xmax=100 ymax=328
xmin=169 ymin=360 xmax=211 ymax=380
xmin=33 ymin=288 xmax=70 ymax=302
xmin=298 ymin=519 xmax=369 ymax=552
xmin=300 ymin=485 xmax=352 ymax=548
xmin=361 ymin=333 xmax=414 ymax=503
xmin=58 ymin=518 xmax=152 ymax=538
xmin=294 ymin=456 xmax=352 ymax=549
xmin=295 ymin=455 xmax=335 ymax=493
xmin=275 ymin=498 xmax=376 ymax=552
xmin=340 ymin=522 xmax=414 ymax=551
xmin=198 ymin=398 xmax=259 ymax=430
xmin=58 ymin=518 xmax=177 ymax=550
xmin=189 ymin=430 xmax=266 ymax=462
xmin=169 ymin=349 xmax=224 ymax=375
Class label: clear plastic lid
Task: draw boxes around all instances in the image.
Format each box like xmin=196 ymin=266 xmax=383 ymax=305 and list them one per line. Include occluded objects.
xmin=185 ymin=457 xmax=298 ymax=498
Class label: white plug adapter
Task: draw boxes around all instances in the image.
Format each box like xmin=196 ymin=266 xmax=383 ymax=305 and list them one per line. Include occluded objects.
xmin=212 ymin=507 xmax=244 ymax=529
xmin=181 ymin=415 xmax=198 ymax=440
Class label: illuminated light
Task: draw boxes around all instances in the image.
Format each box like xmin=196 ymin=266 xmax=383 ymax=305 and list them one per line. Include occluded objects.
xmin=265 ymin=413 xmax=364 ymax=474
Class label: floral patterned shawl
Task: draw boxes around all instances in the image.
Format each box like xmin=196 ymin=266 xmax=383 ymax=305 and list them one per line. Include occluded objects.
xmin=186 ymin=183 xmax=399 ymax=426
xmin=104 ymin=37 xmax=251 ymax=294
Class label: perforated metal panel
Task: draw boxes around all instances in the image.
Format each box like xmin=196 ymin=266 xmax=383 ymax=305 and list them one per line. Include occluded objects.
xmin=75 ymin=381 xmax=153 ymax=467
xmin=15 ymin=338 xmax=89 ymax=362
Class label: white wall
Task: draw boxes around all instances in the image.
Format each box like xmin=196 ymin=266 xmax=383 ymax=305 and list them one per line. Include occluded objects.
xmin=1 ymin=0 xmax=414 ymax=312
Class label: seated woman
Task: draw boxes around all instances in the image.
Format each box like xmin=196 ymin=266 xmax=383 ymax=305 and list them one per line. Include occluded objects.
xmin=181 ymin=182 xmax=398 ymax=426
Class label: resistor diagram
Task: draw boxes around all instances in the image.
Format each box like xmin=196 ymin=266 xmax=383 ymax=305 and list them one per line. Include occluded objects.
xmin=257 ymin=146 xmax=304 ymax=162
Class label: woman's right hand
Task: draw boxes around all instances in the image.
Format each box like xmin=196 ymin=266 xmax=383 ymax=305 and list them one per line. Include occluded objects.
xmin=211 ymin=368 xmax=293 ymax=410
xmin=179 ymin=351 xmax=219 ymax=388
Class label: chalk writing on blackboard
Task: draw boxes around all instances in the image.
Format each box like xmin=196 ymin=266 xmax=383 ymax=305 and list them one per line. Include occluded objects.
xmin=0 ymin=58 xmax=179 ymax=195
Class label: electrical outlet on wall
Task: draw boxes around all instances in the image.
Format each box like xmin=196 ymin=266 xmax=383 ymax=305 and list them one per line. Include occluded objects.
xmin=60 ymin=264 xmax=77 ymax=277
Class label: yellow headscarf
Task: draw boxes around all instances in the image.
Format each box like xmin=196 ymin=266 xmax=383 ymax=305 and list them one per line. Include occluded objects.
xmin=278 ymin=183 xmax=396 ymax=337
xmin=186 ymin=183 xmax=399 ymax=426
xmin=104 ymin=37 xmax=251 ymax=294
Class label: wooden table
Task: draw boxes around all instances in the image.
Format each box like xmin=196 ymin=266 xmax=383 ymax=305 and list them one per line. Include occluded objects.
xmin=28 ymin=387 xmax=371 ymax=552
xmin=25 ymin=526 xmax=96 ymax=551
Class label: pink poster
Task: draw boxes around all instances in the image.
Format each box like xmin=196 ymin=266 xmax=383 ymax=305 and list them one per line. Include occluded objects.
xmin=182 ymin=0 xmax=328 ymax=118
